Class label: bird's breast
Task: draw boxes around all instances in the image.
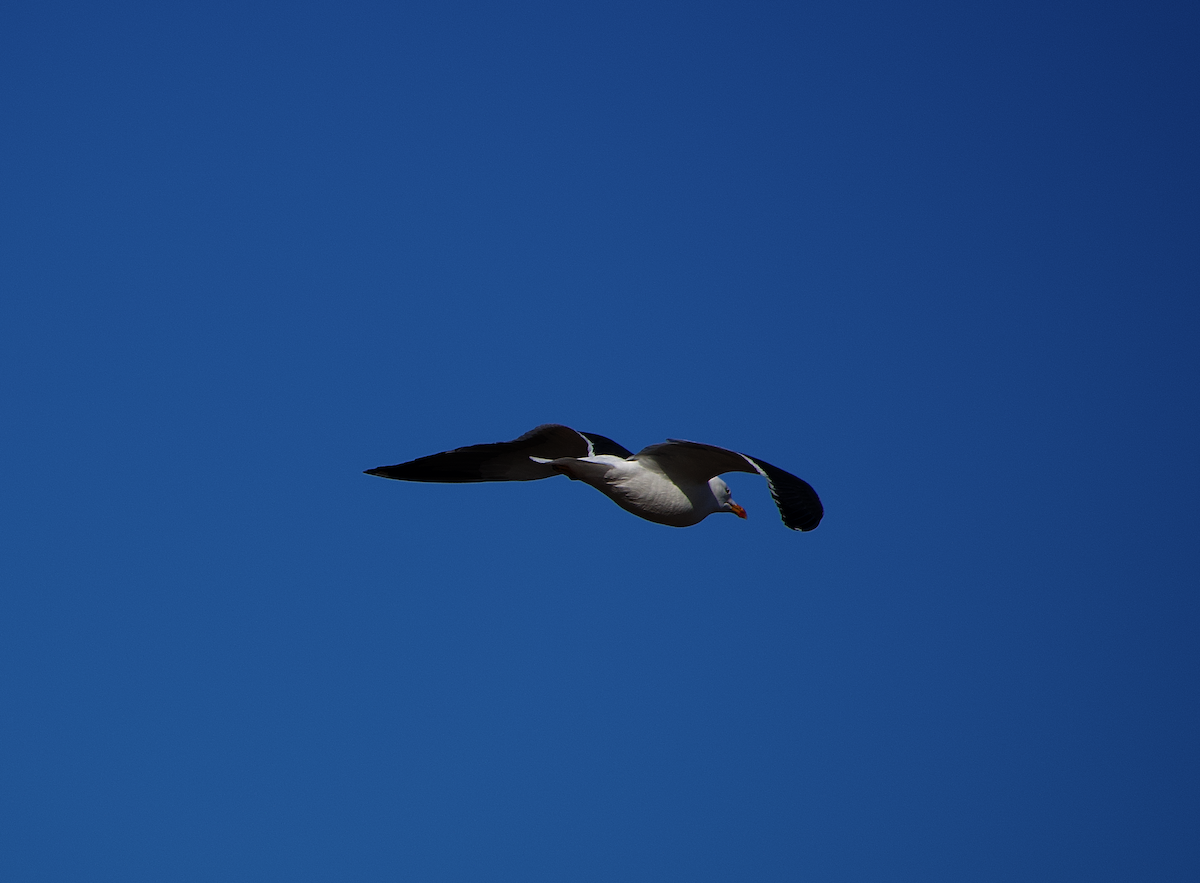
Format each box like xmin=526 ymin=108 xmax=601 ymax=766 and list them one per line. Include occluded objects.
xmin=600 ymin=471 xmax=713 ymax=527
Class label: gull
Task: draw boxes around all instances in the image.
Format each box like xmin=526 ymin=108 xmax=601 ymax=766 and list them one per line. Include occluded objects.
xmin=365 ymin=424 xmax=823 ymax=531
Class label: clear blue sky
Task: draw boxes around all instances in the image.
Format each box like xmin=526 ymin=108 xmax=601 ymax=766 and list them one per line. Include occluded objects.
xmin=3 ymin=2 xmax=1198 ymax=880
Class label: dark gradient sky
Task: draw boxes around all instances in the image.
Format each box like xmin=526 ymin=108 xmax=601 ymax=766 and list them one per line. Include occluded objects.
xmin=3 ymin=2 xmax=1198 ymax=880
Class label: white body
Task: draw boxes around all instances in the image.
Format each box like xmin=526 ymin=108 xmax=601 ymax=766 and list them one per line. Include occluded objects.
xmin=538 ymin=455 xmax=737 ymax=527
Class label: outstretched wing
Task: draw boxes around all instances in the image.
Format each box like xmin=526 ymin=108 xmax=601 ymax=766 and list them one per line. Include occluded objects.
xmin=365 ymin=424 xmax=631 ymax=483
xmin=635 ymin=439 xmax=824 ymax=531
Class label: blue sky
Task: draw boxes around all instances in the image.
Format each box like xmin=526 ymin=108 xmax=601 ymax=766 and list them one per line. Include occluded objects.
xmin=3 ymin=1 xmax=1198 ymax=880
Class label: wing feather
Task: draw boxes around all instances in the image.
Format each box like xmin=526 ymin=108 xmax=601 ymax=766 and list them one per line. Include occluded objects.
xmin=365 ymin=424 xmax=617 ymax=483
xmin=741 ymin=455 xmax=824 ymax=531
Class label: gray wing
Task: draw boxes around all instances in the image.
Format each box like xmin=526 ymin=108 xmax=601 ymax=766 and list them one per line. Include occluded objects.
xmin=365 ymin=424 xmax=632 ymax=483
xmin=635 ymin=439 xmax=824 ymax=531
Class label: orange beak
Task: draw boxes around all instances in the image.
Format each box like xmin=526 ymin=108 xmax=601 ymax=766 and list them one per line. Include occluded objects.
xmin=730 ymin=502 xmax=747 ymax=519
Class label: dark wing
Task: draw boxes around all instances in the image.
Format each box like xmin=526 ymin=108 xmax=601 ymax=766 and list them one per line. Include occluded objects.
xmin=738 ymin=454 xmax=824 ymax=531
xmin=635 ymin=439 xmax=824 ymax=531
xmin=579 ymin=431 xmax=634 ymax=459
xmin=364 ymin=424 xmax=631 ymax=483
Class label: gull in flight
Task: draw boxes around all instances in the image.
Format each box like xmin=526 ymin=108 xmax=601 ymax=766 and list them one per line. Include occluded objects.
xmin=365 ymin=424 xmax=823 ymax=531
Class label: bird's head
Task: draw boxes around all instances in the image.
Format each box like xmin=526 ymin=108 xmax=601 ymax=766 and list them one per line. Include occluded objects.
xmin=710 ymin=477 xmax=747 ymax=520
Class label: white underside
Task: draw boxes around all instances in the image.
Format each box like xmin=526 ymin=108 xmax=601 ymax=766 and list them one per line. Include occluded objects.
xmin=540 ymin=455 xmax=725 ymax=527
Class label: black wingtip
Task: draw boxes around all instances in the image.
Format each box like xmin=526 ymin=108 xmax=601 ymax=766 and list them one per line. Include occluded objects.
xmin=745 ymin=456 xmax=823 ymax=532
xmin=776 ymin=474 xmax=822 ymax=531
xmin=364 ymin=466 xmax=401 ymax=479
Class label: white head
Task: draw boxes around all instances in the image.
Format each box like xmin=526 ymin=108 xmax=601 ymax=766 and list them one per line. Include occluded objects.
xmin=709 ymin=477 xmax=747 ymax=519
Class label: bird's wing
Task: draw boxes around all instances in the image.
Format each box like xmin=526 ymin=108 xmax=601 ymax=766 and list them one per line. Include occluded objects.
xmin=634 ymin=439 xmax=824 ymax=531
xmin=365 ymin=424 xmax=631 ymax=483
xmin=579 ymin=431 xmax=634 ymax=459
